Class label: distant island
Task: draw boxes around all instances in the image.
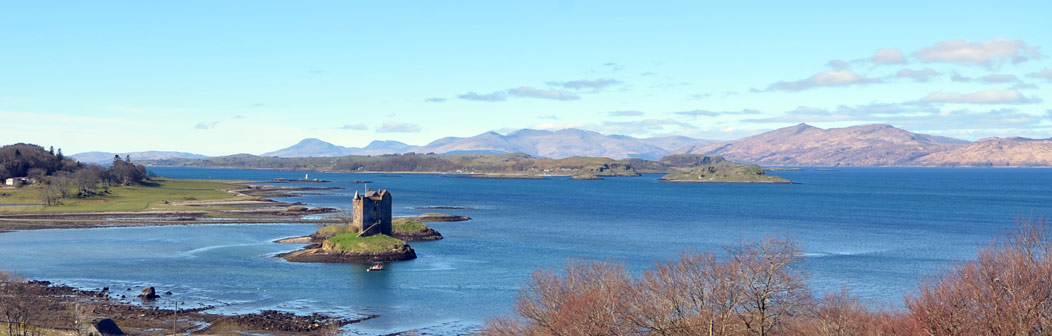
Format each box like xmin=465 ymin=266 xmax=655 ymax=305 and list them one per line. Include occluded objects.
xmin=142 ymin=153 xmax=792 ymax=183
xmin=659 ymin=156 xmax=791 ymax=183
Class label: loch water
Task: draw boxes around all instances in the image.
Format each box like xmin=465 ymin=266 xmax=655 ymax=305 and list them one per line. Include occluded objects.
xmin=1 ymin=167 xmax=1050 ymax=334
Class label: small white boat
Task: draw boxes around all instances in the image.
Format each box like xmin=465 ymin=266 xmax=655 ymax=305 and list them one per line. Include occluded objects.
xmin=367 ymin=263 xmax=384 ymax=272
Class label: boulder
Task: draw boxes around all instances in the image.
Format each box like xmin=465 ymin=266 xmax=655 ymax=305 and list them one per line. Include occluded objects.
xmin=138 ymin=286 xmax=159 ymax=300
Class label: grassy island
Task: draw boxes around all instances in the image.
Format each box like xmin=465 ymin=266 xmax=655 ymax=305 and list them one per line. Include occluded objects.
xmin=324 ymin=233 xmax=411 ymax=254
xmin=280 ymin=230 xmax=417 ymax=263
xmin=660 ymin=157 xmax=792 ymax=183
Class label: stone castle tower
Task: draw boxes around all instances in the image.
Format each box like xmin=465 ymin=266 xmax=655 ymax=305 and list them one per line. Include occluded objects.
xmin=352 ymin=188 xmax=392 ymax=237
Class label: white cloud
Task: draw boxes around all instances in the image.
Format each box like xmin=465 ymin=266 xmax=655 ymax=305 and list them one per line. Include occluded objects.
xmin=674 ymin=110 xmax=719 ymax=117
xmin=827 ymin=59 xmax=850 ymax=70
xmin=608 ymin=110 xmax=643 ymax=117
xmin=377 ymin=122 xmax=421 ymax=133
xmin=458 ymin=91 xmax=507 ymax=102
xmin=913 ymin=38 xmax=1040 ymax=67
xmin=872 ymin=48 xmax=906 ymax=64
xmin=766 ymin=69 xmax=880 ymax=91
xmin=1027 ymin=68 xmax=1052 ymax=82
xmin=546 ymin=78 xmax=621 ymax=90
xmin=195 ymin=121 xmax=219 ymax=130
xmin=920 ymin=90 xmax=1039 ymax=104
xmin=597 ymin=118 xmax=696 ymax=134
xmin=979 ymin=74 xmax=1020 ymax=83
xmin=896 ymin=68 xmax=940 ymax=82
xmin=508 ymin=86 xmax=580 ymax=101
xmin=340 ymin=124 xmax=367 ymax=130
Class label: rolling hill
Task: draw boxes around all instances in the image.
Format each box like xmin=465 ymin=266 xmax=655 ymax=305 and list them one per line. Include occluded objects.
xmin=679 ymin=123 xmax=970 ymax=166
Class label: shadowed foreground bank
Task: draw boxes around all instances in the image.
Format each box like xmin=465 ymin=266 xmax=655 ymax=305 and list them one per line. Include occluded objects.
xmin=482 ymin=215 xmax=1052 ymax=336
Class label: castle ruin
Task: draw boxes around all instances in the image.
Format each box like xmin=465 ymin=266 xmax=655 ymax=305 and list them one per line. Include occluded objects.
xmin=352 ymin=188 xmax=392 ymax=237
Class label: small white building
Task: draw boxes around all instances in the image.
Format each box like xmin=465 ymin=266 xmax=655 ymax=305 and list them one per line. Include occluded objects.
xmin=5 ymin=177 xmax=30 ymax=186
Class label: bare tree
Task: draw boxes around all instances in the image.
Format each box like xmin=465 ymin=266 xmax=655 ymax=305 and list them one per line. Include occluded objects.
xmin=727 ymin=238 xmax=810 ymax=336
xmin=0 ymin=272 xmax=62 ymax=336
xmin=482 ymin=261 xmax=638 ymax=336
xmin=907 ymin=214 xmax=1052 ymax=335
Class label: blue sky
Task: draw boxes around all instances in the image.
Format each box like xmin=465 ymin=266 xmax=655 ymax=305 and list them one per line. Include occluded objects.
xmin=1 ymin=1 xmax=1049 ymax=155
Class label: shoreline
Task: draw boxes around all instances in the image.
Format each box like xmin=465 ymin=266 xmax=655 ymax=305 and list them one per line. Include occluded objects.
xmin=0 ymin=278 xmax=376 ymax=335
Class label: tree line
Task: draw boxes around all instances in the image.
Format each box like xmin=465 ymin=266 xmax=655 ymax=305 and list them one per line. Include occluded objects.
xmin=0 ymin=143 xmax=149 ymax=206
xmin=482 ymin=215 xmax=1052 ymax=335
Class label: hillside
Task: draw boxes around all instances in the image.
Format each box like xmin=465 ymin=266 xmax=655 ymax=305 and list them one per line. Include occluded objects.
xmin=0 ymin=143 xmax=81 ymax=179
xmin=262 ymin=138 xmax=413 ymax=157
xmin=260 ymin=129 xmax=716 ymax=160
xmin=410 ymin=128 xmax=716 ymax=159
xmin=71 ymin=151 xmax=208 ymax=165
xmin=681 ymin=124 xmax=968 ymax=166
xmin=912 ymin=137 xmax=1052 ymax=166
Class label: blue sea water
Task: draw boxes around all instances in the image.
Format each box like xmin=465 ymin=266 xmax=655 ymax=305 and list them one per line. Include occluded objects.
xmin=0 ymin=167 xmax=1050 ymax=334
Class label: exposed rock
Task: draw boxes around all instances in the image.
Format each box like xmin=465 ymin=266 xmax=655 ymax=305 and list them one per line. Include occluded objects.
xmin=278 ymin=243 xmax=416 ymax=263
xmin=414 ymin=213 xmax=471 ymax=222
xmin=392 ymin=227 xmax=444 ymax=242
xmin=138 ymin=286 xmax=159 ymax=300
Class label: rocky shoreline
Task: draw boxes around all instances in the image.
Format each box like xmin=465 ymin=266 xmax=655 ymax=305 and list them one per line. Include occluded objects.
xmin=1 ymin=280 xmax=374 ymax=335
xmin=277 ymin=242 xmax=418 ymax=263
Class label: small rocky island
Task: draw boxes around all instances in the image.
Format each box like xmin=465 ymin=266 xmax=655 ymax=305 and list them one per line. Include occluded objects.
xmin=277 ymin=188 xmax=469 ymax=263
xmin=659 ymin=156 xmax=791 ymax=183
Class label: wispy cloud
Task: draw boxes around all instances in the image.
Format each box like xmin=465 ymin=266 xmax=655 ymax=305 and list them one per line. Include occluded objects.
xmin=195 ymin=121 xmax=219 ymax=130
xmin=896 ymin=68 xmax=940 ymax=82
xmin=913 ymin=38 xmax=1040 ymax=67
xmin=508 ymin=86 xmax=580 ymax=100
xmin=827 ymin=59 xmax=850 ymax=70
xmin=547 ymin=78 xmax=621 ymax=90
xmin=377 ymin=122 xmax=421 ymax=133
xmin=872 ymin=48 xmax=907 ymax=65
xmin=766 ymin=69 xmax=880 ymax=91
xmin=674 ymin=110 xmax=719 ymax=117
xmin=608 ymin=110 xmax=643 ymax=117
xmin=744 ymin=103 xmax=925 ymax=124
xmin=598 ymin=118 xmax=697 ymax=134
xmin=424 ymin=97 xmax=446 ymax=103
xmin=980 ymin=74 xmax=1020 ymax=83
xmin=1027 ymin=68 xmax=1052 ymax=82
xmin=920 ymin=90 xmax=1039 ymax=104
xmin=950 ymin=72 xmax=972 ymax=82
xmin=458 ymin=91 xmax=507 ymax=102
xmin=340 ymin=124 xmax=367 ymax=131
xmin=676 ymin=109 xmax=760 ymax=118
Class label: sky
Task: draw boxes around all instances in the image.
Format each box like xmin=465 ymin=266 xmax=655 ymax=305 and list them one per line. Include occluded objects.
xmin=1 ymin=1 xmax=1050 ymax=156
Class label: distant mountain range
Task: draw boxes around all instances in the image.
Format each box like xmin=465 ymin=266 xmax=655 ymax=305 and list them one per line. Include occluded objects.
xmin=261 ymin=128 xmax=718 ymax=160
xmin=679 ymin=123 xmax=1052 ymax=166
xmin=261 ymin=138 xmax=415 ymax=157
xmin=70 ymin=125 xmax=1052 ymax=167
xmin=71 ymin=151 xmax=209 ymax=165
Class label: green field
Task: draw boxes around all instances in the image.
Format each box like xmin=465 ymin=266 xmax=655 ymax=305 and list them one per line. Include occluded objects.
xmin=0 ymin=177 xmax=245 ymax=213
xmin=325 ymin=233 xmax=409 ymax=253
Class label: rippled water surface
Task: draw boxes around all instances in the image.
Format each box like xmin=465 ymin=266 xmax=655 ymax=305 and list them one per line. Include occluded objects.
xmin=1 ymin=167 xmax=1050 ymax=334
